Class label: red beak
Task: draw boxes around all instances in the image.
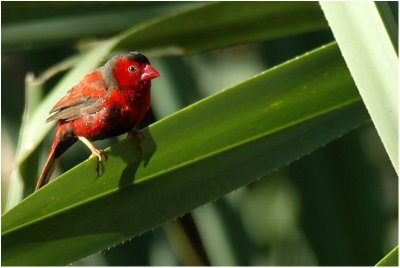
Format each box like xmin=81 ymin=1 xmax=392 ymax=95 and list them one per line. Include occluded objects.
xmin=141 ymin=64 xmax=160 ymax=81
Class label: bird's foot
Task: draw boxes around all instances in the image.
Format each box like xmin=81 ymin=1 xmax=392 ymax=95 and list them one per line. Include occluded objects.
xmin=92 ymin=149 xmax=108 ymax=178
xmin=128 ymin=129 xmax=145 ymax=158
xmin=91 ymin=148 xmax=108 ymax=163
xmin=78 ymin=136 xmax=108 ymax=177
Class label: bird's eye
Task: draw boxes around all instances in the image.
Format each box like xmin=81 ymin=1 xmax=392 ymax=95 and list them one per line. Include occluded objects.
xmin=128 ymin=65 xmax=137 ymax=72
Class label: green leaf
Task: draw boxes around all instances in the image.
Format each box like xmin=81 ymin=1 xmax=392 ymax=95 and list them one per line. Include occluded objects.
xmin=2 ymin=2 xmax=199 ymax=51
xmin=15 ymin=2 xmax=329 ymax=185
xmin=2 ymin=42 xmax=370 ymax=265
xmin=115 ymin=1 xmax=328 ymax=55
xmin=320 ymin=2 xmax=398 ymax=172
xmin=376 ymin=246 xmax=398 ymax=266
xmin=6 ymin=73 xmax=44 ymax=211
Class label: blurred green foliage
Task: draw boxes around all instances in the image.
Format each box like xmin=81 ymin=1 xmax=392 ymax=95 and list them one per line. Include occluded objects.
xmin=1 ymin=1 xmax=397 ymax=266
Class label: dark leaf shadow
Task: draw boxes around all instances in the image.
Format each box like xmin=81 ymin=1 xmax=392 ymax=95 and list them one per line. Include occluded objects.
xmin=108 ymin=128 xmax=157 ymax=189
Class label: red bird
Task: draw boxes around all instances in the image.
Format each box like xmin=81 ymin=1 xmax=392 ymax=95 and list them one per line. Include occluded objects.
xmin=35 ymin=52 xmax=160 ymax=191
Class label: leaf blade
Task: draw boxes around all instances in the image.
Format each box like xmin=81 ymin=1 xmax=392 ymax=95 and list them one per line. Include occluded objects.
xmin=376 ymin=246 xmax=398 ymax=266
xmin=15 ymin=2 xmax=330 ymax=185
xmin=2 ymin=43 xmax=370 ymax=265
xmin=116 ymin=2 xmax=328 ymax=55
xmin=320 ymin=1 xmax=398 ymax=172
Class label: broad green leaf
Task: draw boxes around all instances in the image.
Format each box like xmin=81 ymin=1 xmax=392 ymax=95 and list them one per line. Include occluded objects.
xmin=2 ymin=2 xmax=199 ymax=51
xmin=376 ymin=246 xmax=398 ymax=266
xmin=2 ymin=42 xmax=370 ymax=265
xmin=2 ymin=2 xmax=179 ymax=23
xmin=115 ymin=1 xmax=328 ymax=55
xmin=320 ymin=2 xmax=398 ymax=172
xmin=15 ymin=2 xmax=329 ymax=186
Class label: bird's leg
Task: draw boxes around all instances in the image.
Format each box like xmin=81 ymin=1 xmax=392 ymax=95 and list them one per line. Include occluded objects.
xmin=78 ymin=136 xmax=108 ymax=177
xmin=128 ymin=129 xmax=144 ymax=158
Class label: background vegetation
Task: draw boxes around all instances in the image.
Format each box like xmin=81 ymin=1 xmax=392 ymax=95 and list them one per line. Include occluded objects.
xmin=2 ymin=1 xmax=397 ymax=265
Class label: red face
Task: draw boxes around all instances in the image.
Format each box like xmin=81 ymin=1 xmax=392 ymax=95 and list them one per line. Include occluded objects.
xmin=112 ymin=57 xmax=160 ymax=92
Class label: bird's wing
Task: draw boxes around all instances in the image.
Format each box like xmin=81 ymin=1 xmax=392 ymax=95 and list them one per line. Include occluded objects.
xmin=46 ymin=70 xmax=108 ymax=122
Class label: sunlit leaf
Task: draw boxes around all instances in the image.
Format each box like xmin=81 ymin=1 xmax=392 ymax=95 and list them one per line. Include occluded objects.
xmin=2 ymin=43 xmax=370 ymax=265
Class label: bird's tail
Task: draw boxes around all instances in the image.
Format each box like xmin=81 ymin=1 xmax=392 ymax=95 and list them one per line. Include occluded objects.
xmin=35 ymin=127 xmax=76 ymax=191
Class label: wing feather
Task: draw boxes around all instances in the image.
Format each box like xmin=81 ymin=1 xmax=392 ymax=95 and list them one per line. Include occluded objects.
xmin=46 ymin=70 xmax=107 ymax=122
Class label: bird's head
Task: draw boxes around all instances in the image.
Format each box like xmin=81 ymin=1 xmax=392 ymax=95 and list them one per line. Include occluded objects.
xmin=102 ymin=52 xmax=160 ymax=92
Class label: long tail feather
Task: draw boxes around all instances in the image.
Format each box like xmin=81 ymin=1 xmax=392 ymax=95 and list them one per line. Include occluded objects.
xmin=35 ymin=128 xmax=76 ymax=191
xmin=35 ymin=143 xmax=59 ymax=191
